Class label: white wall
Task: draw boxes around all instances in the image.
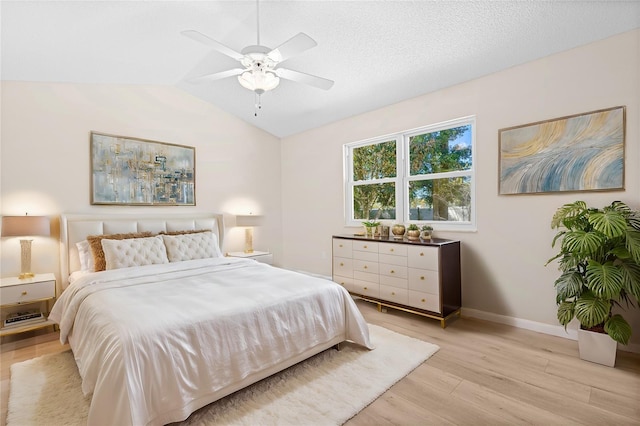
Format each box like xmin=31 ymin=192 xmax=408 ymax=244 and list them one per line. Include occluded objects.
xmin=0 ymin=82 xmax=283 ymax=283
xmin=281 ymin=29 xmax=640 ymax=347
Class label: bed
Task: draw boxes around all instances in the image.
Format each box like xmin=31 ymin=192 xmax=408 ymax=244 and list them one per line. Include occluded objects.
xmin=50 ymin=213 xmax=372 ymax=426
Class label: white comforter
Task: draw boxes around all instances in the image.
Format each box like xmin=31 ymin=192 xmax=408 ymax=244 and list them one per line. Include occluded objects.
xmin=49 ymin=257 xmax=372 ymax=426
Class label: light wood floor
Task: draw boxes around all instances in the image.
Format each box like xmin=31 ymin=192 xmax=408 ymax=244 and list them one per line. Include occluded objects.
xmin=1 ymin=300 xmax=639 ymax=425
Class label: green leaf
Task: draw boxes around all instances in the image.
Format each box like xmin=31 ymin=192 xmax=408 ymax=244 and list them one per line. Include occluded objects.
xmin=575 ymin=292 xmax=610 ymax=328
xmin=557 ymin=301 xmax=575 ymax=326
xmin=554 ymin=271 xmax=584 ymax=303
xmin=604 ymin=314 xmax=631 ymax=345
xmin=551 ymin=201 xmax=587 ymax=229
xmin=626 ymin=228 xmax=640 ymax=264
xmin=589 ymin=210 xmax=627 ymax=238
xmin=562 ymin=231 xmax=605 ymax=258
xmin=585 ymin=260 xmax=624 ymax=299
xmin=619 ymin=260 xmax=640 ymax=300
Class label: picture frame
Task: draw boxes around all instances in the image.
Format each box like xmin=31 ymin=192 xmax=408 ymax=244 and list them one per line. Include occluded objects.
xmin=498 ymin=106 xmax=625 ymax=195
xmin=90 ymin=132 xmax=196 ymax=205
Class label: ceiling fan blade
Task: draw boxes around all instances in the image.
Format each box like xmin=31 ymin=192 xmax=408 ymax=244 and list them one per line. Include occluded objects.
xmin=188 ymin=68 xmax=245 ymax=83
xmin=267 ymin=33 xmax=317 ymax=63
xmin=275 ymin=68 xmax=334 ymax=90
xmin=181 ymin=30 xmax=245 ymax=61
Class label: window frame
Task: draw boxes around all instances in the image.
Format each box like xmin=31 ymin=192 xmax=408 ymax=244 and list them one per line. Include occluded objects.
xmin=344 ymin=115 xmax=476 ymax=232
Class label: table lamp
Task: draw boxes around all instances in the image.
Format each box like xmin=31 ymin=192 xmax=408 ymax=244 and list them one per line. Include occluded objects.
xmin=236 ymin=214 xmax=264 ymax=253
xmin=2 ymin=214 xmax=50 ymax=279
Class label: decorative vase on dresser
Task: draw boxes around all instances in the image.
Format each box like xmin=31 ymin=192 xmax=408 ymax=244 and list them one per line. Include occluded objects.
xmin=332 ymin=234 xmax=461 ymax=327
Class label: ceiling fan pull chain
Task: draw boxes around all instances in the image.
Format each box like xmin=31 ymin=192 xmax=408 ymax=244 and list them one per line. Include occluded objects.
xmin=254 ymin=93 xmax=262 ymax=117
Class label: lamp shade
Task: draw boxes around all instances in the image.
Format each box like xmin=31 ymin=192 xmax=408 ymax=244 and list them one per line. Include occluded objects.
xmin=1 ymin=215 xmax=50 ymax=237
xmin=236 ymin=214 xmax=264 ymax=227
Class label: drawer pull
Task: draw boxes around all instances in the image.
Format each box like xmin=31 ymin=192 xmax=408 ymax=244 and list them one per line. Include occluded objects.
xmin=390 ymin=270 xmax=395 ymax=274
xmin=390 ymin=248 xmax=394 ymax=252
xmin=391 ymin=292 xmax=396 ymax=296
xmin=420 ymin=252 xmax=424 ymax=256
xmin=340 ymin=262 xmax=344 ymax=266
xmin=22 ymin=291 xmax=28 ymax=296
xmin=363 ymin=287 xmax=368 ymax=290
xmin=364 ymin=265 xmax=368 ymax=269
xmin=364 ymin=245 xmax=368 ymax=249
xmin=421 ymin=298 xmax=426 ymax=302
xmin=420 ymin=276 xmax=425 ymax=280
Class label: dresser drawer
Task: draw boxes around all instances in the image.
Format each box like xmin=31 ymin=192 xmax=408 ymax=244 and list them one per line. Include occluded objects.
xmin=379 ymin=253 xmax=407 ymax=267
xmin=1 ymin=280 xmax=55 ymax=305
xmin=379 ymin=274 xmax=408 ymax=289
xmin=354 ymin=259 xmax=379 ymax=274
xmin=407 ymin=246 xmax=439 ymax=270
xmin=333 ymin=239 xmax=353 ymax=258
xmin=379 ymin=264 xmax=407 ymax=279
xmin=353 ymin=250 xmax=379 ymax=262
xmin=333 ymin=257 xmax=353 ymax=277
xmin=352 ymin=280 xmax=380 ymax=298
xmin=408 ymin=268 xmax=439 ymax=294
xmin=407 ymin=290 xmax=441 ymax=313
xmin=354 ymin=270 xmax=379 ymax=283
xmin=332 ymin=275 xmax=353 ymax=289
xmin=379 ymin=285 xmax=408 ymax=305
xmin=379 ymin=244 xmax=407 ymax=257
xmin=353 ymin=241 xmax=379 ymax=253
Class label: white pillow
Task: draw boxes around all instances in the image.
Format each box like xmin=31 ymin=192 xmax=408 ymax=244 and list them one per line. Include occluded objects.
xmin=161 ymin=231 xmax=222 ymax=262
xmin=101 ymin=236 xmax=169 ymax=270
xmin=76 ymin=240 xmax=95 ymax=272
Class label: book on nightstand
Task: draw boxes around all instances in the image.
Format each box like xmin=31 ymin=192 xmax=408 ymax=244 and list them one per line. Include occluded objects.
xmin=3 ymin=310 xmax=45 ymax=328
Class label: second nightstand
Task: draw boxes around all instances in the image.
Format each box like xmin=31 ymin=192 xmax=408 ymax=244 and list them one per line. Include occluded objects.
xmin=226 ymin=251 xmax=274 ymax=265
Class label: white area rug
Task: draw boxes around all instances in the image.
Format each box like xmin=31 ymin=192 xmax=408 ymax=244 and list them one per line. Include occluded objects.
xmin=8 ymin=324 xmax=439 ymax=425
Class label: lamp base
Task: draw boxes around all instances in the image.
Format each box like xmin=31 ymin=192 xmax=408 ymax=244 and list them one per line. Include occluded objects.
xmin=18 ymin=272 xmax=35 ymax=279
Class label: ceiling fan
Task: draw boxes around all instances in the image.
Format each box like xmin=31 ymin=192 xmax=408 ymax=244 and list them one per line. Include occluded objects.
xmin=181 ymin=0 xmax=334 ymax=99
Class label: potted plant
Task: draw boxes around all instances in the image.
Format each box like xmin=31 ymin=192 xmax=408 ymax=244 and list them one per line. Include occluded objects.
xmin=362 ymin=221 xmax=380 ymax=238
xmin=547 ymin=200 xmax=640 ymax=366
xmin=406 ymin=224 xmax=420 ymax=241
xmin=421 ymin=225 xmax=433 ymax=240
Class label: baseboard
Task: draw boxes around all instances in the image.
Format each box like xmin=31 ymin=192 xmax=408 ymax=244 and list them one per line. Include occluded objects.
xmin=461 ymin=308 xmax=640 ymax=354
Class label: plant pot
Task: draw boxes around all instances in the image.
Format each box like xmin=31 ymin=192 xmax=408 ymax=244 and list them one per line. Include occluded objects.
xmin=421 ymin=231 xmax=432 ymax=240
xmin=406 ymin=230 xmax=420 ymax=241
xmin=577 ymin=329 xmax=617 ymax=367
xmin=391 ymin=225 xmax=405 ymax=239
xmin=364 ymin=226 xmax=375 ymax=238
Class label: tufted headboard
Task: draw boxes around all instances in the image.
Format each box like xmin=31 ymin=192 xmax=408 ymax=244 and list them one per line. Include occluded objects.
xmin=60 ymin=212 xmax=225 ymax=288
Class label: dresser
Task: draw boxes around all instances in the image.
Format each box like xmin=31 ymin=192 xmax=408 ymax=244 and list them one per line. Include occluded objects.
xmin=332 ymin=235 xmax=461 ymax=327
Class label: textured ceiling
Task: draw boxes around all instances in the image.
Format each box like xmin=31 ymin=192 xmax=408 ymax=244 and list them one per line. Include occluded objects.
xmin=2 ymin=1 xmax=639 ymax=138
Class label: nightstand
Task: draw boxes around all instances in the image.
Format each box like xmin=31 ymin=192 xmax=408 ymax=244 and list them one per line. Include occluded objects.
xmin=0 ymin=273 xmax=57 ymax=336
xmin=226 ymin=251 xmax=274 ymax=265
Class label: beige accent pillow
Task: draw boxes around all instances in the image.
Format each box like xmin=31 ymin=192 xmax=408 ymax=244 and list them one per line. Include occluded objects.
xmin=102 ymin=236 xmax=169 ymax=270
xmin=161 ymin=231 xmax=222 ymax=262
xmin=87 ymin=232 xmax=153 ymax=272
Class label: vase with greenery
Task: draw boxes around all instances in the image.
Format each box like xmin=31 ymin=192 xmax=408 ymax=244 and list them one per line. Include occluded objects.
xmin=362 ymin=221 xmax=380 ymax=237
xmin=421 ymin=225 xmax=433 ymax=240
xmin=407 ymin=224 xmax=420 ymax=241
xmin=546 ymin=200 xmax=640 ymax=346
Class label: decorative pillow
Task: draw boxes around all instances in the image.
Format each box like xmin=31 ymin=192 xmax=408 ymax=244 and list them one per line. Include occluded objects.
xmin=87 ymin=232 xmax=153 ymax=272
xmin=161 ymin=231 xmax=222 ymax=262
xmin=101 ymin=236 xmax=169 ymax=270
xmin=76 ymin=240 xmax=95 ymax=272
xmin=159 ymin=229 xmax=210 ymax=236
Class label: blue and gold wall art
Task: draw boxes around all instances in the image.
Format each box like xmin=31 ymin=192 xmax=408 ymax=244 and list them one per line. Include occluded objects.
xmin=499 ymin=106 xmax=625 ymax=195
xmin=91 ymin=132 xmax=195 ymax=205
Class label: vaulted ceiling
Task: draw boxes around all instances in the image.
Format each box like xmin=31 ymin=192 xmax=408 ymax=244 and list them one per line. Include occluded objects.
xmin=2 ymin=1 xmax=639 ymax=137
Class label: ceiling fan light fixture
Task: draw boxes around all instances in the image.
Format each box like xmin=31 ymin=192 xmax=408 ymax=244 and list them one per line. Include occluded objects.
xmin=238 ymin=69 xmax=280 ymax=94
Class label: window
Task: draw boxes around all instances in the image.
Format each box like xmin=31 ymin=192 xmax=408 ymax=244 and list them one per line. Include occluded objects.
xmin=345 ymin=116 xmax=475 ymax=230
